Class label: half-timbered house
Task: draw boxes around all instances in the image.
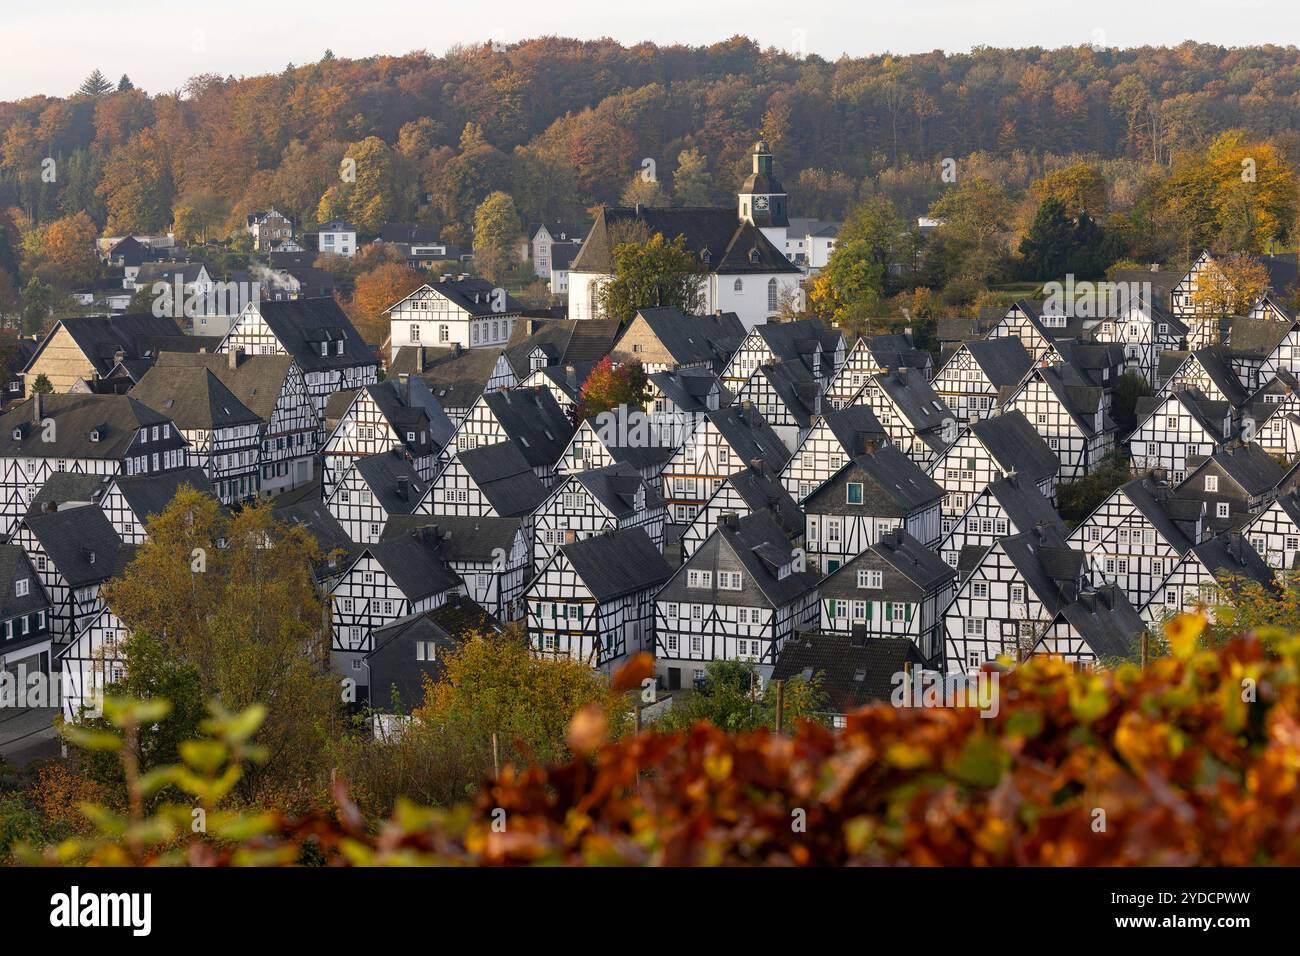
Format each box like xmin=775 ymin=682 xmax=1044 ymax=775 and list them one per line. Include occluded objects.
xmin=987 ymin=299 xmax=1091 ymax=362
xmin=654 ymin=510 xmax=819 ymax=690
xmin=382 ymin=514 xmax=530 ymax=621
xmin=329 ymin=527 xmax=465 ymax=678
xmin=554 ymin=411 xmax=679 ymax=483
xmin=928 ymin=410 xmax=1059 ymax=524
xmin=855 ymin=368 xmax=954 ymax=467
xmin=155 ymin=350 xmax=321 ymax=497
xmin=21 ymin=313 xmax=187 ymax=394
xmin=1002 ymin=363 xmax=1115 ymax=479
xmin=1140 ymin=532 xmax=1273 ymax=625
xmin=1091 ymin=299 xmax=1187 ymax=386
xmin=1030 ymin=586 xmax=1147 ymax=667
xmin=817 ymin=529 xmax=955 ymax=665
xmin=326 ymin=450 xmax=428 ymax=545
xmin=442 ymin=387 xmax=573 ymax=487
xmin=1175 ymin=443 xmax=1283 ymax=535
xmin=218 ymin=298 xmax=379 ymax=417
xmin=930 ymin=337 xmax=1034 ymax=423
xmin=128 ymin=365 xmax=261 ymax=504
xmin=532 ymin=462 xmax=666 ymax=571
xmin=937 ymin=474 xmax=1066 ymax=572
xmin=780 ymin=404 xmax=888 ymax=503
xmin=97 ymin=467 xmax=216 ymax=544
xmin=12 ymin=507 xmax=131 ymax=645
xmin=804 ymin=444 xmax=944 ymax=572
xmin=56 ymin=606 xmax=128 ymax=720
xmin=721 ymin=318 xmax=844 ymax=393
xmin=390 ymin=345 xmax=505 ymax=428
xmin=943 ymin=524 xmax=1085 ymax=675
xmin=659 ymin=401 xmax=790 ymax=524
xmin=1245 ymin=490 xmax=1300 ymax=573
xmin=0 ymin=543 xmax=53 ymax=687
xmin=1129 ymin=389 xmax=1232 ymax=484
xmin=1156 ymin=347 xmax=1250 ymax=414
xmin=826 ymin=332 xmax=934 ymax=410
xmin=728 ymin=359 xmax=822 ymax=451
xmin=526 ymin=528 xmax=671 ymax=673
xmin=0 ymin=393 xmax=188 ymax=536
xmin=418 ymin=442 xmax=548 ymax=538
xmin=680 ymin=459 xmax=804 ymax=560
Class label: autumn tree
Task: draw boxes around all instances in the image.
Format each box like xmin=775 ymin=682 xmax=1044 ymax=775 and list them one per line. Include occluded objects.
xmin=172 ymin=190 xmax=228 ymax=244
xmin=330 ymin=630 xmax=630 ymax=813
xmin=595 ymin=232 xmax=704 ymax=324
xmin=1190 ymin=252 xmax=1271 ymax=319
xmin=672 ymin=148 xmax=713 ymax=206
xmin=471 ymin=190 xmax=521 ymax=283
xmin=572 ymin=357 xmax=650 ymax=423
xmin=98 ymin=488 xmax=341 ymax=806
xmin=808 ymin=195 xmax=903 ymax=330
xmin=1031 ymin=162 xmax=1109 ymax=217
xmin=40 ymin=212 xmax=100 ymax=287
xmin=318 ymin=136 xmax=399 ymax=233
xmin=347 ymin=262 xmax=425 ymax=345
xmin=96 ymin=129 xmax=173 ymax=233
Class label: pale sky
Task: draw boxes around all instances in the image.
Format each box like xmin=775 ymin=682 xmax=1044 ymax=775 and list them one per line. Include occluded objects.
xmin=3 ymin=0 xmax=1298 ymax=101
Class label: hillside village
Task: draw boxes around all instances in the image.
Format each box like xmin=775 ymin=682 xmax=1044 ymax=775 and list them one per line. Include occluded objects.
xmin=0 ymin=130 xmax=1297 ymax=748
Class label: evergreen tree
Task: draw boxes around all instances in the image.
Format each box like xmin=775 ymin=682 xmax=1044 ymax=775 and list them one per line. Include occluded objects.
xmin=1018 ymin=197 xmax=1076 ymax=279
xmin=116 ymin=74 xmax=134 ymax=92
xmin=76 ymin=69 xmax=112 ymax=97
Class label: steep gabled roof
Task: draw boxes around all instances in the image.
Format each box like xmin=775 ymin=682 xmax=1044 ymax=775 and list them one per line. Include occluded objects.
xmin=0 ymin=543 xmax=50 ymax=620
xmin=455 ymin=442 xmax=549 ymax=517
xmin=706 ymin=403 xmax=791 ymax=472
xmin=22 ymin=507 xmax=132 ymax=588
xmin=960 ymin=337 xmax=1034 ymax=388
xmin=558 ymin=528 xmax=672 ymax=603
xmin=821 ymin=529 xmax=955 ymax=601
xmin=723 ymin=460 xmax=804 ymax=541
xmin=1047 ymin=586 xmax=1145 ymax=661
xmin=571 ymin=206 xmax=799 ymax=275
xmin=567 ymin=462 xmax=660 ymax=519
xmin=129 ymin=366 xmax=261 ymax=430
xmin=246 ymin=299 xmax=377 ymax=372
xmin=480 ymin=388 xmax=574 ymax=468
xmin=1184 ymin=442 xmax=1285 ymax=499
xmin=821 ymin=404 xmax=888 ymax=456
xmin=970 ymin=410 xmax=1059 ymax=484
xmin=25 ymin=314 xmax=186 ymax=379
xmin=361 ymin=531 xmax=462 ymax=602
xmin=110 ymin=468 xmax=217 ymax=526
xmin=620 ymin=307 xmax=746 ymax=371
xmin=985 ymin=475 xmax=1068 ymax=537
xmin=771 ymin=633 xmax=924 ymax=715
xmin=154 ymin=350 xmax=298 ymax=423
xmin=381 ymin=514 xmax=523 ymax=562
xmin=806 ymin=445 xmax=943 ymax=517
xmin=0 ymin=393 xmax=178 ymax=460
xmin=660 ymin=510 xmax=817 ymax=608
xmin=352 ymin=451 xmax=427 ymax=516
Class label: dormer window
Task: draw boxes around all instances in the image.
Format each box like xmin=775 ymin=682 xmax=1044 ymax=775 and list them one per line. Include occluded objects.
xmin=320 ymin=343 xmax=329 ymax=357
xmin=700 ymin=248 xmax=711 ymax=264
xmin=11 ymin=427 xmax=21 ymax=441
xmin=734 ymin=279 xmax=743 ymax=293
xmin=89 ymin=429 xmax=101 ymax=442
xmin=336 ymin=340 xmax=344 ymax=355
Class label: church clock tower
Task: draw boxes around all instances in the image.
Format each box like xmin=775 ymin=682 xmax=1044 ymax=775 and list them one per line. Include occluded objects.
xmin=737 ymin=140 xmax=789 ymax=250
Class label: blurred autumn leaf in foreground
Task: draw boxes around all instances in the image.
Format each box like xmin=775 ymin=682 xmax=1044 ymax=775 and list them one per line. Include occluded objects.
xmin=19 ymin=614 xmax=1300 ymax=866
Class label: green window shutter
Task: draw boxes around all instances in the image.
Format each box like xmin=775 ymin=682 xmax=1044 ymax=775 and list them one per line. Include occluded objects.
xmin=885 ymin=603 xmax=892 ymax=621
xmin=906 ymin=603 xmax=914 ymax=622
xmin=866 ymin=601 xmax=872 ymax=621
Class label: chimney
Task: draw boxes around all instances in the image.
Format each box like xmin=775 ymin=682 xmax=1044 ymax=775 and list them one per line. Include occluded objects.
xmin=396 ymin=476 xmax=409 ymax=501
xmin=32 ymin=392 xmax=42 ymax=424
xmin=749 ymin=458 xmax=763 ymax=473
xmin=228 ymin=347 xmax=243 ymax=370
xmin=113 ymin=349 xmax=125 ymax=365
xmin=565 ymin=364 xmax=577 ymax=389
xmin=419 ymin=523 xmax=439 ymax=546
xmin=719 ymin=512 xmax=739 ymax=531
xmin=415 ymin=348 xmax=425 ymax=374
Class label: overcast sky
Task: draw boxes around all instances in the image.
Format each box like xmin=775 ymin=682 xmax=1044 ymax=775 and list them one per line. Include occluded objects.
xmin=5 ymin=0 xmax=1298 ymax=101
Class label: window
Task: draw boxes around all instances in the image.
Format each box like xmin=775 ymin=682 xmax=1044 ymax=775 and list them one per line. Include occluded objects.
xmin=687 ymin=570 xmax=712 ymax=589
xmin=667 ymin=634 xmax=678 ymax=652
xmin=767 ymin=278 xmax=778 ymax=312
xmin=15 ymin=578 xmax=28 ymax=597
xmin=733 ymin=278 xmax=743 ymax=293
xmin=415 ymin=641 xmax=436 ymax=662
xmin=857 ymin=569 xmax=882 ymax=589
xmin=718 ymin=571 xmax=742 ymax=590
xmin=1205 ymin=475 xmax=1218 ymax=492
xmin=972 ymin=582 xmax=989 ymax=599
xmin=1010 ymin=585 xmax=1024 ymax=604
xmin=1216 ymin=502 xmax=1230 ymax=518
xmin=690 ymin=635 xmax=702 ymax=653
xmin=846 ymin=482 xmax=863 ymax=504
xmin=409 ymin=324 xmax=421 ymax=342
xmin=965 ymin=618 xmax=985 ymax=636
xmin=665 ymin=603 xmax=678 ymax=618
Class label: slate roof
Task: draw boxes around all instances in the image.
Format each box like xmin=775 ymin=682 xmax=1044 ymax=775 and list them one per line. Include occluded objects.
xmin=503 ymin=318 xmax=621 ymax=379
xmin=134 ymin=261 xmax=207 ymax=285
xmin=863 ymin=332 xmax=933 ymax=376
xmin=388 ymin=277 xmax=523 ymax=319
xmin=1033 ymin=364 xmax=1112 ymax=438
xmin=959 ymin=337 xmax=1034 ymax=389
xmin=723 ymin=460 xmax=805 ymax=541
xmin=659 ymin=510 xmax=818 ymax=608
xmin=365 ymin=598 xmax=503 ymax=709
xmin=567 ymin=462 xmax=660 ymax=519
xmin=0 ymin=393 xmax=178 ymax=461
xmin=352 ymin=451 xmax=427 ymax=516
xmin=995 ymin=525 xmax=1084 ymax=612
xmin=1193 ymin=532 xmax=1274 ymax=591
xmin=455 ymin=442 xmax=549 ymax=517
xmin=1048 ymin=586 xmax=1145 ymax=661
xmin=755 ymin=318 xmax=843 ymax=378
xmin=26 ymin=473 xmax=109 ymax=515
xmin=361 ymin=531 xmax=462 ymax=602
xmin=1116 ymin=478 xmax=1193 ymax=553
xmin=393 ymin=346 xmax=499 ymax=410
xmin=129 ymin=366 xmax=261 ymax=430
xmin=557 ymin=528 xmax=673 ymax=603
xmin=154 ymin=350 xmax=298 ymax=424
xmin=246 ymin=299 xmax=378 ymax=372
xmin=1135 ymin=388 xmax=1229 ymax=441
xmin=806 ymin=444 xmax=944 ymax=517
xmin=1110 ymin=268 xmax=1184 ymax=311
xmin=381 ymin=514 xmax=523 ymax=562
xmin=820 ymin=529 xmax=955 ymax=601
xmin=647 ymin=367 xmax=719 ymax=413
xmin=571 ymin=207 xmax=799 ymax=276
xmin=22 ymin=507 xmax=131 ymax=588
xmin=480 ymin=388 xmax=574 ymax=468
xmin=984 ymin=475 xmax=1068 ymax=538
xmin=821 ymin=404 xmax=888 ymax=456
xmin=770 ymin=633 xmax=925 ymax=715
xmin=110 ymin=468 xmax=217 ymax=526
xmin=751 ymin=359 xmax=821 ymax=427
xmin=0 ymin=543 xmax=50 ymax=620
xmin=272 ymin=497 xmax=360 ymax=572
xmin=1184 ymin=442 xmax=1285 ymax=498
xmin=707 ymin=403 xmax=791 ymax=472
xmin=970 ymin=410 xmax=1059 ymax=483
xmin=1225 ymin=316 xmax=1294 ymax=359
xmin=25 ymin=314 xmax=187 ymax=380
xmin=619 ymin=307 xmax=747 ymax=371
xmin=872 ymin=367 xmax=953 ymax=449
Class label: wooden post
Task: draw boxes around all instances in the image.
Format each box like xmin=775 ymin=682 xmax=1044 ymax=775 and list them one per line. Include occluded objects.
xmin=491 ymin=731 xmax=500 ymax=778
xmin=774 ymin=679 xmax=785 ymax=733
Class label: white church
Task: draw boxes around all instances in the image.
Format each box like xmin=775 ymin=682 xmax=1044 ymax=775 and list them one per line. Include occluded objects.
xmin=567 ymin=142 xmax=803 ymax=331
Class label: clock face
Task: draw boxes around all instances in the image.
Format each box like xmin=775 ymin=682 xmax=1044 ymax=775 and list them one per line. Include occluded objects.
xmin=754 ymin=195 xmax=770 ymax=211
